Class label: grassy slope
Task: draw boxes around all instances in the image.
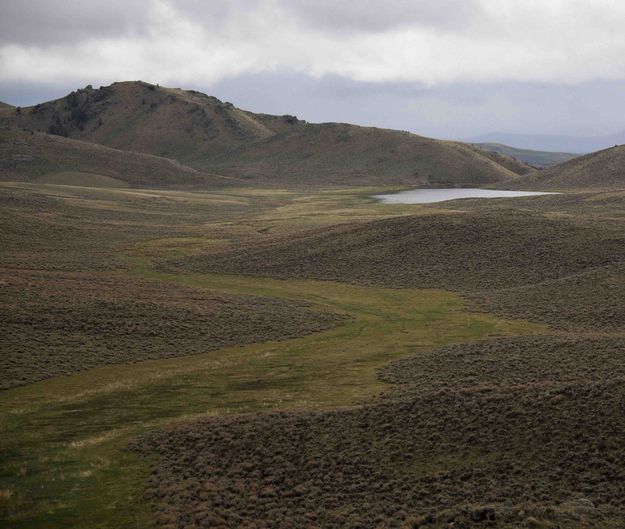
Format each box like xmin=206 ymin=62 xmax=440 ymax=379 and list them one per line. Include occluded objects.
xmin=193 ymin=123 xmax=530 ymax=186
xmin=470 ymin=142 xmax=578 ymax=167
xmin=4 ymin=183 xmax=625 ymax=528
xmin=0 ymin=128 xmax=235 ymax=188
xmin=136 ymin=348 xmax=625 ymax=528
xmin=0 ymin=183 xmax=538 ymax=528
xmin=6 ymin=81 xmax=533 ymax=187
xmin=502 ymin=144 xmax=625 ymax=190
xmin=34 ymin=171 xmax=129 ymax=187
xmin=137 ymin=189 xmax=625 ymax=528
xmin=167 ymin=191 xmax=625 ymax=334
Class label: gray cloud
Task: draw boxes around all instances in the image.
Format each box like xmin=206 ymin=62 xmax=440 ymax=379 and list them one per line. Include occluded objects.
xmin=169 ymin=0 xmax=262 ymax=28
xmin=275 ymin=0 xmax=480 ymax=33
xmin=0 ymin=0 xmax=150 ymax=46
xmin=200 ymin=74 xmax=625 ymax=139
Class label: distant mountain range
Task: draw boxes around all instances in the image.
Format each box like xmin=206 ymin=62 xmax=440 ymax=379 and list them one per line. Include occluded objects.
xmin=468 ymin=143 xmax=578 ymax=168
xmin=463 ymin=131 xmax=625 ymax=155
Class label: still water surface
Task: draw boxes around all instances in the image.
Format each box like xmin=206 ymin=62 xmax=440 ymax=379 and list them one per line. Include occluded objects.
xmin=374 ymin=188 xmax=557 ymax=204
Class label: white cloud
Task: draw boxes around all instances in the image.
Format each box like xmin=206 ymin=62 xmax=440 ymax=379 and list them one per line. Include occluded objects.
xmin=2 ymin=0 xmax=625 ymax=87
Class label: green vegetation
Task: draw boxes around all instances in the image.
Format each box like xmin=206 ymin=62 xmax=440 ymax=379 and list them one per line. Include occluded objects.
xmin=166 ymin=204 xmax=624 ymax=293
xmin=0 ymin=182 xmax=539 ymax=528
xmin=136 ymin=367 xmax=625 ymax=528
xmin=0 ymin=266 xmax=534 ymax=528
xmin=1 ymin=270 xmax=344 ymax=389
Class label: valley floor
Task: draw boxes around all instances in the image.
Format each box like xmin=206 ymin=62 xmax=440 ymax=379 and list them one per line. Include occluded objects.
xmin=1 ymin=182 xmax=625 ymax=528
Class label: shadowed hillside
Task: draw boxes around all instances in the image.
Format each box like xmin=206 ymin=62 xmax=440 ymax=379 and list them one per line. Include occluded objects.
xmin=5 ymin=81 xmax=534 ymax=187
xmin=505 ymin=144 xmax=625 ymax=190
xmin=0 ymin=128 xmax=234 ymax=188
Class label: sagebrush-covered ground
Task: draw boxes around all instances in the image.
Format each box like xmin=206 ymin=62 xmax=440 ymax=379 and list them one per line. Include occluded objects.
xmin=135 ymin=191 xmax=625 ymax=529
xmin=4 ymin=183 xmax=625 ymax=529
xmin=133 ymin=335 xmax=625 ymax=528
xmin=0 ymin=270 xmax=343 ymax=389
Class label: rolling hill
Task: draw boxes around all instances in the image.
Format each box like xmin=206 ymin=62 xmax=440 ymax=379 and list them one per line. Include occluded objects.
xmin=0 ymin=127 xmax=234 ymax=189
xmin=505 ymin=144 xmax=625 ymax=190
xmin=4 ymin=81 xmax=534 ymax=187
xmin=470 ymin=142 xmax=578 ymax=167
xmin=194 ymin=123 xmax=533 ymax=186
xmin=3 ymin=81 xmax=293 ymax=161
xmin=164 ymin=208 xmax=622 ymax=293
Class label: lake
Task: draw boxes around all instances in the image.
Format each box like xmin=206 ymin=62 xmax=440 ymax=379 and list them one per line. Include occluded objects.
xmin=374 ymin=188 xmax=557 ymax=204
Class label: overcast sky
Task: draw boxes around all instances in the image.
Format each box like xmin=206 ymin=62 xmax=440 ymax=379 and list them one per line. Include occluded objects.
xmin=2 ymin=0 xmax=625 ymax=140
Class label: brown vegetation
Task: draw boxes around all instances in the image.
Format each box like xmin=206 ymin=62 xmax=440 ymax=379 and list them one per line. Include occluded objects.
xmin=133 ymin=334 xmax=625 ymax=528
xmin=0 ymin=183 xmax=347 ymax=389
xmin=164 ymin=208 xmax=624 ymax=291
xmin=194 ymin=123 xmax=530 ymax=186
xmin=3 ymin=141 xmax=625 ymax=528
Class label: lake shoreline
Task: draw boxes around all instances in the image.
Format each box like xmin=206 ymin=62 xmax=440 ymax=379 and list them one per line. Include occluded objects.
xmin=374 ymin=188 xmax=559 ymax=204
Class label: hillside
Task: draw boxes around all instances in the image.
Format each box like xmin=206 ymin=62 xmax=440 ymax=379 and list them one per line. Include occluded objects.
xmin=5 ymin=81 xmax=304 ymax=161
xmin=0 ymin=128 xmax=234 ymax=189
xmin=164 ymin=208 xmax=623 ymax=292
xmin=192 ymin=123 xmax=531 ymax=186
xmin=506 ymin=144 xmax=625 ymax=190
xmin=5 ymin=81 xmax=533 ymax=187
xmin=470 ymin=142 xmax=578 ymax=167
